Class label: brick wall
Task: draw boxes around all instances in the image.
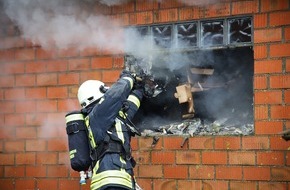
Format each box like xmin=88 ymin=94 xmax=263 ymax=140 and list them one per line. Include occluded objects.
xmin=0 ymin=0 xmax=289 ymax=190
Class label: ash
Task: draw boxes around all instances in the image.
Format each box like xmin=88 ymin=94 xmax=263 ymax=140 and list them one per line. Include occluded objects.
xmin=141 ymin=117 xmax=253 ymax=136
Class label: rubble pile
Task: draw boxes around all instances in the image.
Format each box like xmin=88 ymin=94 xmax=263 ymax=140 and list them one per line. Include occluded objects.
xmin=141 ymin=117 xmax=253 ymax=136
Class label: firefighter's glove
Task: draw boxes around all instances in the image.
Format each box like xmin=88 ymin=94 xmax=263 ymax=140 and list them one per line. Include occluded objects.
xmin=142 ymin=78 xmax=156 ymax=98
xmin=120 ymin=69 xmax=137 ymax=83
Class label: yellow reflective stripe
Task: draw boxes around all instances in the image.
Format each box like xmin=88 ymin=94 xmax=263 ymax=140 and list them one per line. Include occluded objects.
xmin=85 ymin=116 xmax=97 ymax=149
xmin=69 ymin=149 xmax=76 ymax=159
xmin=123 ymin=76 xmax=134 ymax=89
xmin=91 ymin=170 xmax=132 ymax=189
xmin=65 ymin=113 xmax=84 ymax=123
xmin=128 ymin=94 xmax=140 ymax=108
xmin=115 ymin=119 xmax=124 ymax=144
xmin=93 ymin=160 xmax=100 ymax=174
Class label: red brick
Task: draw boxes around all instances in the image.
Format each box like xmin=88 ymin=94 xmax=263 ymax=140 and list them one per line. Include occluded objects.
xmin=176 ymin=151 xmax=200 ymax=164
xmin=25 ymin=61 xmax=47 ymax=73
xmin=36 ymin=100 xmax=57 ymax=112
xmin=47 ymin=87 xmax=68 ymax=99
xmin=229 ymin=151 xmax=256 ymax=165
xmin=216 ymin=166 xmax=242 ymax=180
xmin=270 ymin=11 xmax=290 ymax=26
xmin=271 ymin=105 xmax=290 ymax=119
xmin=102 ymin=70 xmax=121 ymax=83
xmin=153 ymin=9 xmax=178 ymax=23
xmin=132 ymin=151 xmax=150 ymax=165
xmin=15 ymin=74 xmax=36 ymax=87
xmin=286 ymin=58 xmax=290 ymax=72
xmin=255 ymin=105 xmax=268 ymax=120
xmin=0 ymin=75 xmax=14 ymax=88
xmin=112 ymin=2 xmax=135 ymax=14
xmin=202 ymin=151 xmax=227 ymax=164
xmin=47 ymin=139 xmax=68 ymax=151
xmin=4 ymin=141 xmax=25 ymax=152
xmin=255 ymin=121 xmax=283 ymax=134
xmin=159 ymin=0 xmax=183 ymax=8
xmin=189 ymin=165 xmax=214 ymax=179
xmin=5 ymin=166 xmax=25 ymax=177
xmin=3 ymin=62 xmax=25 ymax=74
xmin=58 ymin=152 xmax=70 ymax=166
xmin=230 ymin=181 xmax=257 ymax=190
xmin=58 ymin=99 xmax=79 ymax=112
xmin=271 ymin=167 xmax=290 ymax=181
xmin=92 ymin=56 xmax=113 ymax=69
xmin=202 ymin=181 xmax=228 ymax=190
xmin=25 ymin=87 xmax=47 ymax=99
xmin=37 ymin=179 xmax=58 ymax=190
xmin=45 ymin=60 xmax=68 ymax=72
xmin=261 ymin=0 xmax=289 ymax=12
xmin=285 ymin=27 xmax=290 ymax=42
xmin=26 ymin=140 xmax=46 ymax=151
xmin=0 ymin=101 xmax=14 ymax=113
xmin=15 ymin=179 xmax=36 ymax=190
xmin=242 ymin=136 xmax=269 ymax=150
xmin=270 ymin=136 xmax=290 ymax=150
xmin=254 ymin=14 xmax=268 ymax=29
xmin=259 ymin=182 xmax=287 ymax=190
xmin=163 ymin=136 xmax=188 ymax=149
xmin=153 ymin=179 xmax=176 ymax=190
xmin=16 ymin=127 xmax=37 ymax=139
xmin=15 ymin=48 xmax=35 ymax=61
xmin=16 ymin=153 xmax=35 ymax=165
xmin=255 ymin=90 xmax=282 ymax=104
xmin=0 ymin=153 xmax=14 ymax=165
xmin=255 ymin=59 xmax=282 ymax=74
xmin=177 ymin=180 xmax=202 ymax=190
xmin=68 ymin=58 xmax=90 ymax=71
xmin=25 ymin=113 xmax=47 ymax=126
xmin=285 ymin=90 xmax=290 ymax=103
xmin=164 ymin=165 xmax=188 ymax=179
xmin=0 ymin=179 xmax=15 ymax=190
xmin=59 ymin=179 xmax=80 ymax=190
xmin=152 ymin=151 xmax=175 ymax=164
xmin=36 ymin=48 xmax=58 ymax=59
xmin=5 ymin=113 xmax=25 ymax=126
xmin=0 ymin=49 xmax=15 ymax=62
xmin=129 ymin=11 xmax=153 ymax=25
xmin=4 ymin=88 xmax=25 ymax=100
xmin=113 ymin=56 xmax=124 ymax=68
xmin=136 ymin=1 xmax=158 ymax=11
xmin=47 ymin=165 xmax=69 ymax=177
xmin=58 ymin=73 xmax=79 ymax=85
xmin=179 ymin=7 xmax=200 ymax=21
xmin=254 ymin=45 xmax=267 ymax=59
xmin=204 ymin=3 xmax=230 ymax=18
xmin=270 ymin=43 xmax=290 ymax=57
xmin=257 ymin=151 xmax=285 ymax=166
xmin=139 ymin=165 xmax=163 ymax=178
xmin=0 ymin=127 xmax=15 ymax=139
xmin=232 ymin=1 xmax=259 ymax=15
xmin=36 ymin=152 xmax=58 ymax=165
xmin=253 ymin=79 xmax=267 ymax=95
xmin=57 ymin=47 xmax=79 ymax=58
xmin=215 ymin=136 xmax=241 ymax=150
xmin=189 ymin=137 xmax=214 ymax=149
xmin=138 ymin=137 xmax=162 ymax=151
xmin=244 ymin=166 xmax=271 ymax=180
xmin=80 ymin=71 xmax=102 ymax=83
xmin=36 ymin=73 xmax=57 ymax=86
xmin=26 ymin=166 xmax=47 ymax=177
xmin=80 ymin=47 xmax=101 ymax=57
xmin=270 ymin=74 xmax=290 ymax=88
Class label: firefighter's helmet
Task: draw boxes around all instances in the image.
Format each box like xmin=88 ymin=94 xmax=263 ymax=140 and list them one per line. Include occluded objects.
xmin=77 ymin=80 xmax=108 ymax=108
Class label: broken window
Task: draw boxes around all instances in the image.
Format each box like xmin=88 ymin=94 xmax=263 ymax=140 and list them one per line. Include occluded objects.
xmin=126 ymin=17 xmax=253 ymax=136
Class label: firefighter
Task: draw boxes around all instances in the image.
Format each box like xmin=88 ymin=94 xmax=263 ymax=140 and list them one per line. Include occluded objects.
xmin=77 ymin=70 xmax=144 ymax=190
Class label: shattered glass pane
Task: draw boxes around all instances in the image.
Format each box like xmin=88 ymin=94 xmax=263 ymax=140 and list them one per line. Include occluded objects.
xmin=177 ymin=23 xmax=197 ymax=48
xmin=136 ymin=26 xmax=149 ymax=36
xmin=229 ymin=17 xmax=252 ymax=43
xmin=152 ymin=25 xmax=172 ymax=48
xmin=201 ymin=20 xmax=224 ymax=46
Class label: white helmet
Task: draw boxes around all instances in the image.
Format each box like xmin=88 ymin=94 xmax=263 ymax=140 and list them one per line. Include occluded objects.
xmin=77 ymin=80 xmax=108 ymax=108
